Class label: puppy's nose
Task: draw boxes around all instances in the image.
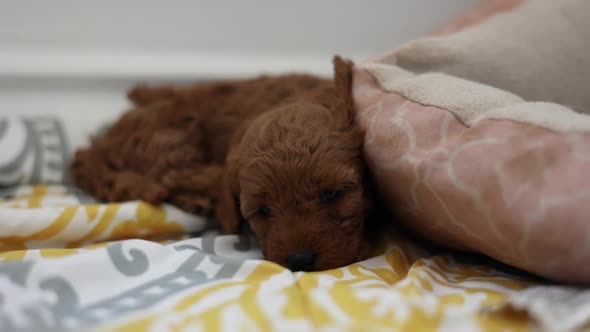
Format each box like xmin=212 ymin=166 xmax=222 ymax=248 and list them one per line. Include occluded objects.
xmin=286 ymin=251 xmax=316 ymax=272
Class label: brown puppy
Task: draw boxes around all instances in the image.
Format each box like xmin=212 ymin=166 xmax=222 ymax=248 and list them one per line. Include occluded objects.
xmin=71 ymin=56 xmax=376 ymax=271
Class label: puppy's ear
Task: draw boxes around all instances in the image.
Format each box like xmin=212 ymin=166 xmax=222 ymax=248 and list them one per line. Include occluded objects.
xmin=332 ymin=55 xmax=355 ymax=122
xmin=216 ymin=154 xmax=244 ymax=234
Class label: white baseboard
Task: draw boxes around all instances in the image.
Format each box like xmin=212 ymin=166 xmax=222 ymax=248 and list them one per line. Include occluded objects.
xmin=0 ymin=48 xmax=363 ymax=82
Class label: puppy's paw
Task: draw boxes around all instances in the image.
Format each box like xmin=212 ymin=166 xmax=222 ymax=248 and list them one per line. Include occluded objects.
xmin=170 ymin=193 xmax=215 ymax=217
xmin=108 ymin=171 xmax=169 ymax=204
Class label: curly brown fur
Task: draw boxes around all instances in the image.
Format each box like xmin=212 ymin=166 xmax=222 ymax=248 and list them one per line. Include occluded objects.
xmin=71 ymin=56 xmax=377 ymax=271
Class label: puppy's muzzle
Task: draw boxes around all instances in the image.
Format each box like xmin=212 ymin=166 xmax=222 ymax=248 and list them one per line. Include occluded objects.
xmin=286 ymin=251 xmax=316 ymax=272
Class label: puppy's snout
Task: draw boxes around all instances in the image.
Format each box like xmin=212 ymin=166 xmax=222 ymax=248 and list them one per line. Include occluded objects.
xmin=286 ymin=251 xmax=316 ymax=272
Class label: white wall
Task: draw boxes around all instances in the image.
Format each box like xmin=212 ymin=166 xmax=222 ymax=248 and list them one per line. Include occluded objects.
xmin=0 ymin=1 xmax=478 ymax=79
xmin=0 ymin=1 xmax=478 ymax=116
xmin=2 ymin=1 xmax=477 ymax=55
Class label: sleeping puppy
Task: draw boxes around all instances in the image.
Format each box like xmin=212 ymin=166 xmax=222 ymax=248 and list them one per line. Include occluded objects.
xmin=71 ymin=56 xmax=378 ymax=271
xmin=217 ymin=57 xmax=377 ymax=271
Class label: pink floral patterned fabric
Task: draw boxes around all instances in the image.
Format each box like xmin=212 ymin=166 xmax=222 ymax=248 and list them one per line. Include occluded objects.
xmin=353 ymin=68 xmax=590 ymax=283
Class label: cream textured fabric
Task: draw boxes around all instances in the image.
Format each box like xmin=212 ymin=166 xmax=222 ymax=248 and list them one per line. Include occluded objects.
xmin=373 ymin=0 xmax=590 ymax=114
xmin=361 ymin=63 xmax=590 ymax=132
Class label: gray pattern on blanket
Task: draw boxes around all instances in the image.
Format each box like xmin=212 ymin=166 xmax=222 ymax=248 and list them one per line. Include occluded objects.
xmin=0 ymin=116 xmax=70 ymax=187
xmin=0 ymin=236 xmax=258 ymax=331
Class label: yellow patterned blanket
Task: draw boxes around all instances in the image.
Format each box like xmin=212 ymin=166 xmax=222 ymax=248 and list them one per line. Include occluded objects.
xmin=0 ymin=184 xmax=544 ymax=332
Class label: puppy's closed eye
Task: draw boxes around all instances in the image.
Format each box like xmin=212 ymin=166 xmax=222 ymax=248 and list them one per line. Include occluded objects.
xmin=242 ymin=199 xmax=272 ymax=220
xmin=320 ymin=185 xmax=362 ymax=224
xmin=319 ymin=181 xmax=359 ymax=206
xmin=319 ymin=190 xmax=341 ymax=205
xmin=257 ymin=205 xmax=272 ymax=218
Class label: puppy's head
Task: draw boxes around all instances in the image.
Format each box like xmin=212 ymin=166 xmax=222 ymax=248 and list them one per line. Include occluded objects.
xmin=217 ymin=57 xmax=373 ymax=271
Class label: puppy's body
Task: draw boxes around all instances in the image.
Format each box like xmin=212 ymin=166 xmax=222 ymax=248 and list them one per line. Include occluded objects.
xmin=72 ymin=57 xmax=375 ymax=271
xmin=72 ymin=74 xmax=333 ymax=213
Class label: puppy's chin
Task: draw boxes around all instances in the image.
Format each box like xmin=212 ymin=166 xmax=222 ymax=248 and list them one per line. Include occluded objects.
xmin=356 ymin=240 xmax=372 ymax=262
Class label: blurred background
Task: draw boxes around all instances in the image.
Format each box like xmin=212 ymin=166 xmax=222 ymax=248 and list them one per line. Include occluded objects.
xmin=0 ymin=0 xmax=478 ymax=118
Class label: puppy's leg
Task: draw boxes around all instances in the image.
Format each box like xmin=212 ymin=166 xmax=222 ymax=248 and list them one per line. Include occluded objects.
xmin=71 ymin=149 xmax=169 ymax=205
xmin=161 ymin=165 xmax=223 ymax=215
xmin=168 ymin=193 xmax=214 ymax=216
xmin=108 ymin=170 xmax=169 ymax=204
xmin=215 ymin=158 xmax=244 ymax=234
